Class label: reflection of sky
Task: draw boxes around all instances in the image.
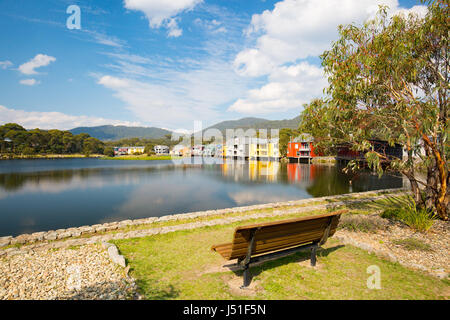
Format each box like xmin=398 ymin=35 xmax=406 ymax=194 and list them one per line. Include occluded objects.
xmin=0 ymin=159 xmax=403 ymax=236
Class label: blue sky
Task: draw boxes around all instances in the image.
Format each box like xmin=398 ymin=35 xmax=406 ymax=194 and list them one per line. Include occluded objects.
xmin=0 ymin=0 xmax=426 ymax=131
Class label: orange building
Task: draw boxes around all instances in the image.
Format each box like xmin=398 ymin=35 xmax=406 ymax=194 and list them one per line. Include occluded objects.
xmin=287 ymin=135 xmax=319 ymax=162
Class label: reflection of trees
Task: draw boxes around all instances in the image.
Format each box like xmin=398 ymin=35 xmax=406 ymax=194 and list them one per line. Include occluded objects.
xmin=306 ymin=165 xmax=404 ymax=197
xmin=0 ymin=164 xmax=212 ymax=192
xmin=0 ymin=170 xmax=75 ymax=191
xmin=306 ymin=166 xmax=350 ymax=197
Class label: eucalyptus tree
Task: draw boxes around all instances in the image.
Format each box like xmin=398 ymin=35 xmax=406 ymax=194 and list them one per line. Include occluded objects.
xmin=300 ymin=1 xmax=448 ymax=219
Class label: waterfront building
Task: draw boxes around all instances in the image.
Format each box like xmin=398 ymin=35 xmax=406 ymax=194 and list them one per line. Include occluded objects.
xmin=170 ymin=145 xmax=190 ymax=157
xmin=336 ymin=140 xmax=403 ymax=162
xmin=287 ymin=134 xmax=318 ymax=162
xmin=113 ymin=146 xmax=145 ymax=155
xmin=249 ymin=138 xmax=280 ymax=161
xmin=191 ymin=145 xmax=204 ymax=156
xmin=154 ymin=145 xmax=170 ymax=155
xmin=203 ymin=144 xmax=217 ymax=157
xmin=225 ymin=136 xmax=251 ymax=159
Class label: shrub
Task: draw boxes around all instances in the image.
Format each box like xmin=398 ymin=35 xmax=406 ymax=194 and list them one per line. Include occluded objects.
xmin=380 ymin=196 xmax=436 ymax=232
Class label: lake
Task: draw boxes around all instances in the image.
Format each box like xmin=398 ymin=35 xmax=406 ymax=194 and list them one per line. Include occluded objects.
xmin=0 ymin=158 xmax=404 ymax=236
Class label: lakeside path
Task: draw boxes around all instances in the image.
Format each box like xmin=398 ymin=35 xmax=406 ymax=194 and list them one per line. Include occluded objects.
xmin=1 ymin=188 xmax=448 ymax=299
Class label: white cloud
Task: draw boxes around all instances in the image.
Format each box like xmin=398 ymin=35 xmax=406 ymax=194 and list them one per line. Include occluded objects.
xmin=229 ymin=62 xmax=327 ymax=114
xmin=234 ymin=0 xmax=427 ymax=77
xmin=19 ymin=79 xmax=40 ymax=86
xmin=124 ymin=0 xmax=203 ymax=36
xmin=230 ymin=0 xmax=428 ymax=115
xmin=0 ymin=105 xmax=144 ymax=130
xmin=96 ymin=58 xmax=250 ymax=129
xmin=89 ymin=31 xmax=126 ymax=48
xmin=0 ymin=60 xmax=13 ymax=69
xmin=18 ymin=54 xmax=56 ymax=75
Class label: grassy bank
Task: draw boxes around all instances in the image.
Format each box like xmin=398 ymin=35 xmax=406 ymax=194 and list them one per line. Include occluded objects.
xmin=100 ymin=155 xmax=185 ymax=161
xmin=114 ymin=222 xmax=448 ymax=300
xmin=110 ymin=193 xmax=448 ymax=300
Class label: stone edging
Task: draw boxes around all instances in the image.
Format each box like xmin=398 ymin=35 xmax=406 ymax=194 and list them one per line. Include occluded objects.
xmin=0 ymin=188 xmax=408 ymax=258
xmin=0 ymin=188 xmax=407 ymax=248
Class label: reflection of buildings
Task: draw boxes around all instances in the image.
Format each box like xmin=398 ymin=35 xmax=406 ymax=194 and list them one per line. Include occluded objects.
xmin=286 ymin=163 xmax=317 ymax=182
xmin=249 ymin=160 xmax=280 ymax=182
xmin=221 ymin=160 xmax=280 ymax=182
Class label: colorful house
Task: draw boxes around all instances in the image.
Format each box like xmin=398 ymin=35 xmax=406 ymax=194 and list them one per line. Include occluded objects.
xmin=191 ymin=145 xmax=204 ymax=156
xmin=249 ymin=138 xmax=280 ymax=161
xmin=225 ymin=136 xmax=251 ymax=159
xmin=170 ymin=145 xmax=191 ymax=157
xmin=154 ymin=145 xmax=169 ymax=155
xmin=114 ymin=146 xmax=145 ymax=155
xmin=287 ymin=134 xmax=319 ymax=162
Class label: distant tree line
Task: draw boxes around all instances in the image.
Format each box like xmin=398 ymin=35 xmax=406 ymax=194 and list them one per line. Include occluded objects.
xmin=0 ymin=123 xmax=104 ymax=156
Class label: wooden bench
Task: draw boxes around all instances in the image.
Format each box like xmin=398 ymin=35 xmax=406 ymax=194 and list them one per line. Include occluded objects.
xmin=211 ymin=210 xmax=346 ymax=288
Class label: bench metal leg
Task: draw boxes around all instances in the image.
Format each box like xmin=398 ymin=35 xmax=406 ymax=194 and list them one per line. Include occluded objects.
xmin=310 ymin=245 xmax=317 ymax=267
xmin=241 ymin=265 xmax=251 ymax=289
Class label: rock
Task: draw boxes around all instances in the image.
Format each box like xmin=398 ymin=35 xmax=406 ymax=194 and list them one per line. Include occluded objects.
xmin=0 ymin=236 xmax=12 ymax=247
xmin=101 ymin=241 xmax=114 ymax=249
xmin=44 ymin=232 xmax=58 ymax=241
xmin=31 ymin=232 xmax=45 ymax=242
xmin=107 ymin=245 xmax=126 ymax=267
xmin=70 ymin=230 xmax=81 ymax=237
xmin=57 ymin=232 xmax=71 ymax=240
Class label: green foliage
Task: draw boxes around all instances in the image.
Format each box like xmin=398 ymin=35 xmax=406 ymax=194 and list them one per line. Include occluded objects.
xmin=279 ymin=128 xmax=299 ymax=157
xmin=0 ymin=123 xmax=104 ymax=155
xmin=299 ymin=1 xmax=449 ymax=219
xmin=103 ymin=146 xmax=115 ymax=157
xmin=380 ymin=196 xmax=436 ymax=232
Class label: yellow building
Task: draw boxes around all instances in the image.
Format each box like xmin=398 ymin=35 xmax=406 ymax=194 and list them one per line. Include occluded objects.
xmin=249 ymin=138 xmax=280 ymax=161
xmin=127 ymin=146 xmax=145 ymax=154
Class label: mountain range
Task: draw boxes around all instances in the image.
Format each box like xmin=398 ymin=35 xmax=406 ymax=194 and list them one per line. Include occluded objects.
xmin=69 ymin=116 xmax=301 ymax=141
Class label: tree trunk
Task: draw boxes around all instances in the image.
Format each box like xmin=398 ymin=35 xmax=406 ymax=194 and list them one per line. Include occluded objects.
xmin=403 ymin=170 xmax=423 ymax=207
xmin=435 ymin=157 xmax=448 ymax=220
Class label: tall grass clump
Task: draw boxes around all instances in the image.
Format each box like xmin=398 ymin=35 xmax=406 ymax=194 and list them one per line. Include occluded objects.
xmin=380 ymin=196 xmax=436 ymax=232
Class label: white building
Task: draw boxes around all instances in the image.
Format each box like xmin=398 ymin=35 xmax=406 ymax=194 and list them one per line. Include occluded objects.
xmin=154 ymin=145 xmax=169 ymax=155
xmin=226 ymin=136 xmax=251 ymax=159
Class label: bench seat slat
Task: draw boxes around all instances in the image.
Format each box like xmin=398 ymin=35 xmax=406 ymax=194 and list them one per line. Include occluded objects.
xmin=232 ymin=219 xmax=340 ymax=244
xmin=211 ymin=210 xmax=345 ymax=261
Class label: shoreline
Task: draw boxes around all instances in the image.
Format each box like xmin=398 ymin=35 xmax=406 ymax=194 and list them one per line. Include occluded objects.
xmin=0 ymin=154 xmax=103 ymax=160
xmin=0 ymin=187 xmax=407 ymax=248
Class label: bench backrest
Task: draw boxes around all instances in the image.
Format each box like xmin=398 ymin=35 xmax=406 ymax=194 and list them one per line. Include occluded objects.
xmin=215 ymin=210 xmax=344 ymax=260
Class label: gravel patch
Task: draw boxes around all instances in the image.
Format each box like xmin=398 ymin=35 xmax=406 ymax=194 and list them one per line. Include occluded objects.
xmin=0 ymin=244 xmax=138 ymax=300
xmin=335 ymin=215 xmax=450 ymax=279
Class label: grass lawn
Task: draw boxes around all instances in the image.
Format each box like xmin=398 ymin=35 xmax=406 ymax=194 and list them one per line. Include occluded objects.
xmin=113 ymin=217 xmax=449 ymax=300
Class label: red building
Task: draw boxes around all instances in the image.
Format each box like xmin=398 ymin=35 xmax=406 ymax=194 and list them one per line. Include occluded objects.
xmin=287 ymin=135 xmax=320 ymax=162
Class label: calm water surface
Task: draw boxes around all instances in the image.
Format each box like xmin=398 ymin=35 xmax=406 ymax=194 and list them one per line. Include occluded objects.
xmin=0 ymin=158 xmax=404 ymax=236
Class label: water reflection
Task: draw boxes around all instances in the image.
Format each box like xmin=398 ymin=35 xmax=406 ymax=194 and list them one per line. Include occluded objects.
xmin=0 ymin=159 xmax=403 ymax=236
